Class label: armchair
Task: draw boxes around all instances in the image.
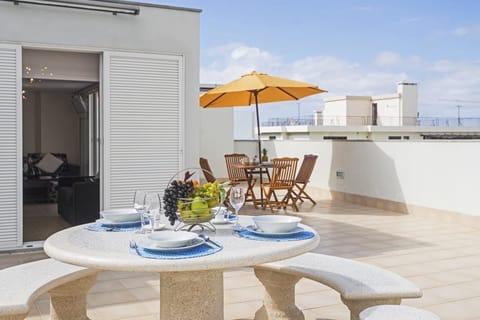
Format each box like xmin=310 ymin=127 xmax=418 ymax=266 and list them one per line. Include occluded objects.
xmin=57 ymin=177 xmax=99 ymax=225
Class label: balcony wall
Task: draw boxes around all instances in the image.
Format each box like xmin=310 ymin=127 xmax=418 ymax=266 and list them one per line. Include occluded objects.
xmin=233 ymin=139 xmax=480 ymax=216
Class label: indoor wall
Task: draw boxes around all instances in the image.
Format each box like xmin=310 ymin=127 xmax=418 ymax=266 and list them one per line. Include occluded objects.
xmin=22 ymin=91 xmax=80 ymax=165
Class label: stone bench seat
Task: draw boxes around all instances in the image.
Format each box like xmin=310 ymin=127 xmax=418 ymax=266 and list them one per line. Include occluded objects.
xmin=0 ymin=258 xmax=97 ymax=320
xmin=254 ymin=252 xmax=422 ymax=320
xmin=360 ymin=305 xmax=440 ymax=320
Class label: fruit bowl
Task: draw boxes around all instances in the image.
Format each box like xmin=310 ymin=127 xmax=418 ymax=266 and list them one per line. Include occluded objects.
xmin=162 ymin=168 xmax=229 ymax=231
xmin=177 ymin=196 xmax=217 ymax=224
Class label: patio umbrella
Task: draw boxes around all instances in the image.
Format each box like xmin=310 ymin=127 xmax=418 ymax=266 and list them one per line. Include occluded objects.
xmin=200 ymin=71 xmax=327 ymax=162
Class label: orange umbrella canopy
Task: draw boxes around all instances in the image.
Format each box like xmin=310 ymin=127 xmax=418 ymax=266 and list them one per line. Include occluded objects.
xmin=200 ymin=71 xmax=326 ymax=108
xmin=200 ymin=71 xmax=326 ymax=164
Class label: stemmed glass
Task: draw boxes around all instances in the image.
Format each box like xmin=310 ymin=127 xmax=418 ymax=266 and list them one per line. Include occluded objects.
xmin=145 ymin=192 xmax=161 ymax=232
xmin=133 ymin=190 xmax=146 ymax=212
xmin=229 ymin=186 xmax=245 ymax=229
xmin=133 ymin=190 xmax=147 ymax=232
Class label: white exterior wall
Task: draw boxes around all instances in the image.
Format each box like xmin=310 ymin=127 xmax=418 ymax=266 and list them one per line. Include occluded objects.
xmin=345 ymin=98 xmax=371 ymax=125
xmin=373 ymin=95 xmax=400 ymax=126
xmin=0 ymin=2 xmax=200 ymax=168
xmin=399 ymin=83 xmax=418 ymax=125
xmin=322 ymin=99 xmax=348 ymax=125
xmin=199 ymin=107 xmax=234 ymax=178
xmin=0 ymin=2 xmax=200 ymax=248
xmin=231 ymin=139 xmax=480 ymax=216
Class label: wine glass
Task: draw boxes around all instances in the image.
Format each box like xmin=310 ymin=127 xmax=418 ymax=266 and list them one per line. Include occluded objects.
xmin=133 ymin=190 xmax=146 ymax=212
xmin=133 ymin=190 xmax=147 ymax=232
xmin=145 ymin=192 xmax=161 ymax=232
xmin=229 ymin=186 xmax=245 ymax=228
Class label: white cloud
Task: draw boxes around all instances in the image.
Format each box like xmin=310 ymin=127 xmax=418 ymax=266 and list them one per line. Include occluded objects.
xmin=200 ymin=44 xmax=480 ymax=118
xmin=202 ymin=44 xmax=282 ymax=84
xmin=374 ymin=51 xmax=402 ymax=66
xmin=421 ymin=60 xmax=480 ymax=116
xmin=452 ymin=25 xmax=480 ymax=37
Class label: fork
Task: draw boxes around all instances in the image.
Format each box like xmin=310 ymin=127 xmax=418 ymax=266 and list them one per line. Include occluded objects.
xmin=129 ymin=240 xmax=141 ymax=256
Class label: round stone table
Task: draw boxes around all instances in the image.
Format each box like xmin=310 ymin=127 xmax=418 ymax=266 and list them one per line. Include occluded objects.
xmin=44 ymin=215 xmax=320 ymax=320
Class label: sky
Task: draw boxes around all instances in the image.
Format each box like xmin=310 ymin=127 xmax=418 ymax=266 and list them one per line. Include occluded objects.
xmin=147 ymin=0 xmax=480 ymax=122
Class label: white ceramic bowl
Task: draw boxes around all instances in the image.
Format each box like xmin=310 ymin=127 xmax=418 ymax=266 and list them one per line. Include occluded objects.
xmin=100 ymin=208 xmax=141 ymax=222
xmin=147 ymin=231 xmax=198 ymax=248
xmin=252 ymin=215 xmax=302 ymax=233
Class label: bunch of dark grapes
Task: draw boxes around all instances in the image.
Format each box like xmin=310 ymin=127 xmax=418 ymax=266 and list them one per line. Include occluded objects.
xmin=163 ymin=180 xmax=194 ymax=225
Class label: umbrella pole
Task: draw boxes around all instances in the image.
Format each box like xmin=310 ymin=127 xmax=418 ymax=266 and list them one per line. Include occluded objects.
xmin=254 ymin=92 xmax=264 ymax=207
xmin=254 ymin=92 xmax=262 ymax=164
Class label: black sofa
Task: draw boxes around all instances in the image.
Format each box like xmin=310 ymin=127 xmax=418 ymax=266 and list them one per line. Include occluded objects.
xmin=57 ymin=176 xmax=100 ymax=225
xmin=23 ymin=153 xmax=81 ymax=203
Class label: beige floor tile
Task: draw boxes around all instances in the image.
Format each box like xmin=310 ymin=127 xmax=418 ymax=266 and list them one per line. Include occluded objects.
xmin=224 ymin=285 xmax=264 ymax=304
xmin=88 ymin=301 xmax=155 ymax=320
xmin=224 ymin=300 xmax=261 ymax=320
xmin=87 ymin=289 xmax=139 ymax=307
xmin=118 ymin=275 xmax=159 ymax=289
xmin=90 ymin=278 xmax=128 ymax=293
xmin=128 ymin=285 xmax=160 ymax=301
xmin=224 ymin=273 xmax=261 ymax=290
xmin=427 ymin=296 xmax=480 ymax=320
xmin=4 ymin=199 xmax=480 ymax=320
xmin=296 ymin=290 xmax=342 ymax=309
xmin=302 ymin=303 xmax=350 ymax=320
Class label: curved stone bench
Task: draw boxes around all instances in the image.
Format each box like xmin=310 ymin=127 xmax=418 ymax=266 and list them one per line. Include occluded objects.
xmin=0 ymin=258 xmax=98 ymax=320
xmin=360 ymin=305 xmax=440 ymax=320
xmin=254 ymin=253 xmax=422 ymax=320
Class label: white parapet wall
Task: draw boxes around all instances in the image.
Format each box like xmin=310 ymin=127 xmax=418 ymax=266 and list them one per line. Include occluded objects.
xmin=233 ymin=139 xmax=480 ymax=216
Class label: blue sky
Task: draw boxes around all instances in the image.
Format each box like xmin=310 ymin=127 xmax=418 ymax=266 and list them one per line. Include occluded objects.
xmin=148 ymin=0 xmax=480 ymax=121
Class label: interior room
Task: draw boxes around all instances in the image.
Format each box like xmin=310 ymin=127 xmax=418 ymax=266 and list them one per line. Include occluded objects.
xmin=22 ymin=49 xmax=100 ymax=242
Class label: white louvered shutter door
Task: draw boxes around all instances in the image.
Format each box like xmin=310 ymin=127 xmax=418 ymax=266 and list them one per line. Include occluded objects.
xmin=103 ymin=52 xmax=183 ymax=208
xmin=0 ymin=45 xmax=22 ymax=249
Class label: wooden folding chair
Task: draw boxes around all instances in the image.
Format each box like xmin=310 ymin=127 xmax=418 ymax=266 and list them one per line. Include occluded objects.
xmin=199 ymin=157 xmax=216 ymax=183
xmin=261 ymin=157 xmax=299 ymax=212
xmin=224 ymin=153 xmax=257 ymax=206
xmin=291 ymin=154 xmax=318 ymax=205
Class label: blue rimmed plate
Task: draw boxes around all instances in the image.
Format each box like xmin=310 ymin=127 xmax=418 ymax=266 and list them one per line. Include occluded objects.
xmin=134 ymin=236 xmax=205 ymax=252
xmin=96 ymin=218 xmax=141 ymax=227
xmin=245 ymin=225 xmax=304 ymax=236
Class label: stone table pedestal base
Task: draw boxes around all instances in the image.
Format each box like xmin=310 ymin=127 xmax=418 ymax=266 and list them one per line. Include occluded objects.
xmin=49 ymin=274 xmax=97 ymax=320
xmin=254 ymin=269 xmax=304 ymax=320
xmin=160 ymin=270 xmax=223 ymax=320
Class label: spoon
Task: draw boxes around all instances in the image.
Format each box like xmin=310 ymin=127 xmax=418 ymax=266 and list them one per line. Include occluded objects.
xmin=198 ymin=234 xmax=221 ymax=248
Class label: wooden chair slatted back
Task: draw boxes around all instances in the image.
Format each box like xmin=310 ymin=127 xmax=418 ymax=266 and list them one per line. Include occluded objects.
xmin=199 ymin=157 xmax=216 ymax=183
xmin=296 ymin=154 xmax=318 ymax=184
xmin=224 ymin=153 xmax=249 ymax=182
xmin=270 ymin=157 xmax=298 ymax=189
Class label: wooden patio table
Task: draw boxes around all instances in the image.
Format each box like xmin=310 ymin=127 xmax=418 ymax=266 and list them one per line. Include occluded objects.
xmin=231 ymin=162 xmax=273 ymax=208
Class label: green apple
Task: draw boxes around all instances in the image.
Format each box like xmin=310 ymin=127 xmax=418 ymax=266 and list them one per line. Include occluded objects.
xmin=191 ymin=197 xmax=209 ymax=215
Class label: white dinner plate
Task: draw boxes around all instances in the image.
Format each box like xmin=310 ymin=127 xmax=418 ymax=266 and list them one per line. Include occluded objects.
xmin=245 ymin=225 xmax=304 ymax=236
xmin=100 ymin=208 xmax=141 ymax=223
xmin=135 ymin=236 xmax=205 ymax=252
xmin=96 ymin=218 xmax=141 ymax=226
xmin=147 ymin=231 xmax=198 ymax=248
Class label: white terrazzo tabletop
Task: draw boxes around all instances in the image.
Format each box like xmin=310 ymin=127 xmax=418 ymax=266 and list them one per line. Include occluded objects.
xmin=44 ymin=215 xmax=320 ymax=272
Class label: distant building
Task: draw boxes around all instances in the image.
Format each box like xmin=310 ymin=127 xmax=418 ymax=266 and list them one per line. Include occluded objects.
xmin=318 ymin=82 xmax=418 ymax=126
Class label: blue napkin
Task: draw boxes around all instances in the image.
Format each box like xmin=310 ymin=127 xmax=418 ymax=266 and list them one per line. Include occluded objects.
xmin=130 ymin=242 xmax=222 ymax=260
xmin=85 ymin=221 xmax=141 ymax=232
xmin=234 ymin=228 xmax=315 ymax=241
